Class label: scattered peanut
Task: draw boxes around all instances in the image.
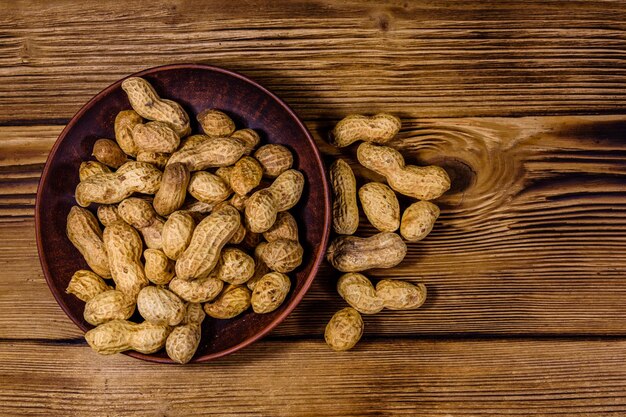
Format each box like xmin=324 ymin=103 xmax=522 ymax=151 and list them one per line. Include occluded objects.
xmin=337 ymin=273 xmax=383 ymax=314
xmin=376 ymin=280 xmax=427 ymax=310
xmin=326 ymin=232 xmax=406 ymax=272
xmin=66 ymin=270 xmax=111 ymax=302
xmin=324 ymin=307 xmax=363 ymax=352
xmin=85 ymin=319 xmax=170 ymax=355
xmin=400 ymin=201 xmax=440 ymax=242
xmin=254 ymin=144 xmax=293 ymax=178
xmin=330 ymin=159 xmax=359 ymax=235
xmin=331 ymin=113 xmax=401 ymax=147
xmin=358 ymin=182 xmax=400 ymax=232
xmin=203 ymin=285 xmax=251 ymax=319
xmin=66 ymin=206 xmax=111 ymax=278
xmin=251 ymin=272 xmax=291 ymax=314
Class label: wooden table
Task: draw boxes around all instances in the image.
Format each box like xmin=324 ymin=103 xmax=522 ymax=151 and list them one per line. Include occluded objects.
xmin=2 ymin=1 xmax=626 ymax=415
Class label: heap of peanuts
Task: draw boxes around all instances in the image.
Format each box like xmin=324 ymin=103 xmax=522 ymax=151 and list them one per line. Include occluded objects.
xmin=65 ymin=77 xmax=305 ymax=363
xmin=324 ymin=114 xmax=451 ymax=351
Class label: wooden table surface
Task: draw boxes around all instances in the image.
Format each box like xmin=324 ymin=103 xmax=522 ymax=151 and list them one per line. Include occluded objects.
xmin=2 ymin=1 xmax=626 ymax=415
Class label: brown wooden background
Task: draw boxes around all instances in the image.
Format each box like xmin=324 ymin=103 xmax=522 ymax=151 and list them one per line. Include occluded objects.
xmin=2 ymin=1 xmax=626 ymax=415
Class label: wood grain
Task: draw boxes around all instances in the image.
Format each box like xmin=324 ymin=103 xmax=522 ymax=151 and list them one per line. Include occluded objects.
xmin=1 ymin=0 xmax=626 ymax=122
xmin=2 ymin=338 xmax=626 ymax=416
xmin=4 ymin=115 xmax=626 ymax=339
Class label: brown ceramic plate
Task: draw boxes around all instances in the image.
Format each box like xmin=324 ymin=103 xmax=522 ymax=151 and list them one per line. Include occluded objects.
xmin=35 ymin=64 xmax=331 ymax=363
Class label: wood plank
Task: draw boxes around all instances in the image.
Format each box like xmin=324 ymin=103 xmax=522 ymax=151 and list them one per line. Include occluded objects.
xmin=1 ymin=0 xmax=626 ymax=121
xmin=5 ymin=115 xmax=626 ymax=338
xmin=2 ymin=339 xmax=626 ymax=416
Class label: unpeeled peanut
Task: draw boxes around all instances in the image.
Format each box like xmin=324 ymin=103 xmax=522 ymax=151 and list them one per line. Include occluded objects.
xmin=66 ymin=270 xmax=111 ymax=302
xmin=229 ymin=223 xmax=246 ymax=244
xmin=168 ymin=137 xmax=246 ymax=171
xmin=376 ymin=280 xmax=427 ymax=310
xmin=144 ymin=249 xmax=175 ymax=285
xmin=400 ymin=201 xmax=440 ymax=242
xmin=254 ymin=144 xmax=293 ymax=178
xmin=267 ymin=169 xmax=304 ymax=211
xmin=247 ymin=243 xmax=270 ymax=291
xmin=92 ymin=138 xmax=128 ymax=169
xmin=263 ymin=211 xmax=298 ymax=242
xmin=330 ymin=159 xmax=359 ymax=235
xmin=75 ymin=161 xmax=162 ymax=207
xmin=121 ymin=77 xmax=190 ymax=137
xmin=114 ymin=109 xmax=142 ymax=157
xmin=166 ymin=303 xmax=205 ymax=364
xmin=118 ymin=197 xmax=164 ymax=250
xmin=85 ymin=319 xmax=170 ymax=355
xmin=337 ymin=273 xmax=383 ymax=314
xmin=359 ymin=182 xmax=400 ymax=232
xmin=79 ymin=161 xmax=111 ymax=181
xmin=244 ymin=189 xmax=277 ymax=233
xmin=66 ymin=206 xmax=111 ymax=278
xmin=260 ymin=238 xmax=303 ymax=273
xmin=203 ymin=285 xmax=251 ymax=319
xmin=137 ymin=286 xmax=186 ymax=326
xmin=169 ymin=274 xmax=223 ymax=303
xmin=136 ymin=151 xmax=170 ymax=169
xmin=153 ymin=163 xmax=190 ymax=216
xmin=103 ymin=220 xmax=148 ymax=298
xmin=215 ymin=166 xmax=233 ymax=186
xmin=162 ymin=211 xmax=195 ymax=260
xmin=251 ymin=272 xmax=291 ymax=314
xmin=197 ymin=109 xmax=235 ymax=137
xmin=324 ymin=307 xmax=363 ymax=352
xmin=84 ymin=289 xmax=135 ymax=326
xmin=231 ymin=129 xmax=260 ymax=155
xmin=357 ymin=142 xmax=450 ymax=200
xmin=230 ymin=156 xmax=263 ymax=196
xmin=214 ymin=247 xmax=255 ymax=285
xmin=188 ymin=171 xmax=231 ymax=204
xmin=331 ymin=113 xmax=401 ymax=147
xmin=326 ymin=232 xmax=406 ymax=272
xmin=176 ymin=204 xmax=241 ymax=280
xmin=96 ymin=205 xmax=122 ymax=227
xmin=133 ymin=121 xmax=180 ymax=153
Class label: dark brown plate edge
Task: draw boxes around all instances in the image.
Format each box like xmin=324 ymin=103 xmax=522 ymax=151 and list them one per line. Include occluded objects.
xmin=34 ymin=63 xmax=332 ymax=364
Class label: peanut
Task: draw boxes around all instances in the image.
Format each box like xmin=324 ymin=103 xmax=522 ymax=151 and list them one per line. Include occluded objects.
xmin=267 ymin=169 xmax=304 ymax=211
xmin=66 ymin=206 xmax=111 ymax=278
xmin=251 ymin=272 xmax=291 ymax=314
xmin=181 ymin=199 xmax=216 ymax=215
xmin=121 ymin=77 xmax=190 ymax=137
xmin=96 ymin=205 xmax=122 ymax=227
xmin=176 ymin=204 xmax=241 ymax=280
xmin=137 ymin=286 xmax=186 ymax=326
xmin=92 ymin=138 xmax=128 ymax=169
xmin=359 ymin=182 xmax=400 ymax=232
xmin=136 ymin=151 xmax=170 ymax=169
xmin=153 ymin=163 xmax=190 ymax=216
xmin=203 ymin=284 xmax=251 ymax=319
xmin=214 ymin=247 xmax=255 ymax=285
xmin=324 ymin=307 xmax=363 ymax=352
xmin=103 ymin=221 xmax=148 ymax=298
xmin=66 ymin=270 xmax=111 ymax=302
xmin=85 ymin=319 xmax=170 ymax=355
xmin=168 ymin=137 xmax=245 ymax=171
xmin=84 ymin=289 xmax=135 ymax=326
xmin=244 ymin=189 xmax=277 ymax=233
xmin=241 ymin=231 xmax=262 ymax=252
xmin=117 ymin=197 xmax=164 ymax=250
xmin=114 ymin=110 xmax=142 ymax=157
xmin=169 ymin=274 xmax=223 ymax=303
xmin=260 ymin=238 xmax=303 ymax=273
xmin=231 ymin=129 xmax=260 ymax=155
xmin=229 ymin=223 xmax=246 ymax=245
xmin=331 ymin=113 xmax=401 ymax=147
xmin=162 ymin=211 xmax=195 ymax=260
xmin=166 ymin=303 xmax=205 ymax=364
xmin=376 ymin=280 xmax=427 ymax=310
xmin=133 ymin=121 xmax=180 ymax=153
xmin=215 ymin=166 xmax=233 ymax=187
xmin=263 ymin=211 xmax=298 ymax=242
xmin=357 ymin=142 xmax=450 ymax=200
xmin=400 ymin=201 xmax=440 ymax=242
xmin=144 ymin=249 xmax=175 ymax=285
xmin=229 ymin=193 xmax=248 ymax=212
xmin=326 ymin=232 xmax=407 ymax=272
xmin=197 ymin=109 xmax=235 ymax=137
xmin=180 ymin=134 xmax=211 ymax=151
xmin=254 ymin=144 xmax=293 ymax=178
xmin=337 ymin=273 xmax=383 ymax=314
xmin=246 ymin=242 xmax=269 ymax=290
xmin=330 ymin=159 xmax=359 ymax=235
xmin=188 ymin=171 xmax=231 ymax=204
xmin=79 ymin=161 xmax=111 ymax=181
xmin=75 ymin=161 xmax=162 ymax=207
xmin=230 ymin=156 xmax=263 ymax=196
